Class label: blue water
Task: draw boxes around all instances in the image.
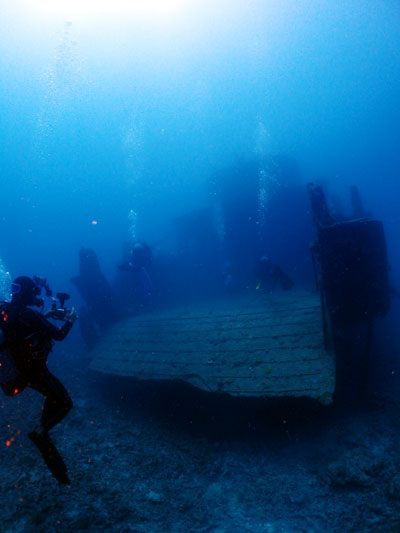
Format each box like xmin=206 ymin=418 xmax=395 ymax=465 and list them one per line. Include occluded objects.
xmin=1 ymin=1 xmax=400 ymax=530
xmin=1 ymin=0 xmax=399 ymax=287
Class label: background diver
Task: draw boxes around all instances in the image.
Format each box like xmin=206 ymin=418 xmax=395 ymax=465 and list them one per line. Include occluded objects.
xmin=0 ymin=276 xmax=77 ymax=484
xmin=115 ymin=240 xmax=154 ymax=314
xmin=255 ymin=255 xmax=294 ymax=291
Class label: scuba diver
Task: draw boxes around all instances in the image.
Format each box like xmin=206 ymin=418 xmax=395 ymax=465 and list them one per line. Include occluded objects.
xmin=255 ymin=256 xmax=294 ymax=291
xmin=114 ymin=240 xmax=154 ymax=314
xmin=120 ymin=240 xmax=152 ymax=272
xmin=0 ymin=276 xmax=77 ymax=484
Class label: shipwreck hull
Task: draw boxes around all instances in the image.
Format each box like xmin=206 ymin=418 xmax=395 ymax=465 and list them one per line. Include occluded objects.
xmin=90 ymin=291 xmax=335 ymax=403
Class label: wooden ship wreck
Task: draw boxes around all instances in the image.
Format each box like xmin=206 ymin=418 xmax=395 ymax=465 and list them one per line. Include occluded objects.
xmin=87 ymin=185 xmax=391 ymax=405
xmin=90 ymin=290 xmax=334 ymax=402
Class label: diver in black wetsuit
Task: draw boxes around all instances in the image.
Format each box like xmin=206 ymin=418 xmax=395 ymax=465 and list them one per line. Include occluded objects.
xmin=255 ymin=256 xmax=294 ymax=291
xmin=115 ymin=240 xmax=154 ymax=314
xmin=0 ymin=276 xmax=77 ymax=484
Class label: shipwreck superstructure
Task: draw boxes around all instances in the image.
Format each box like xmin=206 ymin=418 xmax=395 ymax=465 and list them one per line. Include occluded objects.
xmin=87 ymin=183 xmax=390 ymax=405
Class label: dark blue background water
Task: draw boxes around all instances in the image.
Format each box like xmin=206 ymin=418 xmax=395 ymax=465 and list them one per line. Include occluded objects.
xmin=1 ymin=0 xmax=399 ymax=296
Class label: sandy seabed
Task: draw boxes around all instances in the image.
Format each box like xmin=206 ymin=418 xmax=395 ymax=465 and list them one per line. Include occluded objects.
xmin=1 ymin=345 xmax=400 ymax=533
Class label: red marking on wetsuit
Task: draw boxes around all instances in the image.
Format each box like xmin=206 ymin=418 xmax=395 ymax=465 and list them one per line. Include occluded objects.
xmin=1 ymin=310 xmax=8 ymax=322
xmin=13 ymin=389 xmax=19 ymax=395
xmin=6 ymin=431 xmax=20 ymax=447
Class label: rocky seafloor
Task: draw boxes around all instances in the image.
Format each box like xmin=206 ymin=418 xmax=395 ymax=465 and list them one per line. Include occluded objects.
xmin=1 ymin=346 xmax=400 ymax=533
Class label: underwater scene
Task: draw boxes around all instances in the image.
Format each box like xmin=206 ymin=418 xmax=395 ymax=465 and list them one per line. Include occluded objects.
xmin=1 ymin=1 xmax=400 ymax=531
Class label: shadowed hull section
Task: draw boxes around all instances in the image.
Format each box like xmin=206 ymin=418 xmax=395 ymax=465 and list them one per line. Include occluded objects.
xmin=90 ymin=291 xmax=335 ymax=403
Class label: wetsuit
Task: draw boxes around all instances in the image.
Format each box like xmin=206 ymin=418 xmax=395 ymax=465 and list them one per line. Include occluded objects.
xmin=1 ymin=304 xmax=74 ymax=432
xmin=255 ymin=260 xmax=294 ymax=291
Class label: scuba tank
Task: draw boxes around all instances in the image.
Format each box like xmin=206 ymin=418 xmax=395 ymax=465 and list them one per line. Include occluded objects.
xmin=0 ymin=329 xmax=18 ymax=382
xmin=0 ymin=304 xmax=18 ymax=384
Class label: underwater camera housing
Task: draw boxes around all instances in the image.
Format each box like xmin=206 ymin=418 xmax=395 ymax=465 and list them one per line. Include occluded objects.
xmin=34 ymin=275 xmax=71 ymax=320
xmin=45 ymin=292 xmax=71 ymax=321
xmin=33 ymin=276 xmax=52 ymax=297
xmin=31 ymin=276 xmax=52 ymax=308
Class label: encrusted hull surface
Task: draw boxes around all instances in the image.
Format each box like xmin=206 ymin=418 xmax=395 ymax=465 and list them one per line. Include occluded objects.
xmin=90 ymin=291 xmax=335 ymax=403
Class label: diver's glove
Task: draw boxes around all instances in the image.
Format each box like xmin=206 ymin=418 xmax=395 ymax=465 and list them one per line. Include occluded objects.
xmin=65 ymin=307 xmax=78 ymax=324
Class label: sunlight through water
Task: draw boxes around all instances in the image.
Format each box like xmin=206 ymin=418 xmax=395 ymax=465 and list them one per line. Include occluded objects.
xmin=27 ymin=0 xmax=187 ymax=17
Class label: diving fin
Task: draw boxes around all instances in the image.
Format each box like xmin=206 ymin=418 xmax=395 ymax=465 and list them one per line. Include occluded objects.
xmin=28 ymin=430 xmax=71 ymax=485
